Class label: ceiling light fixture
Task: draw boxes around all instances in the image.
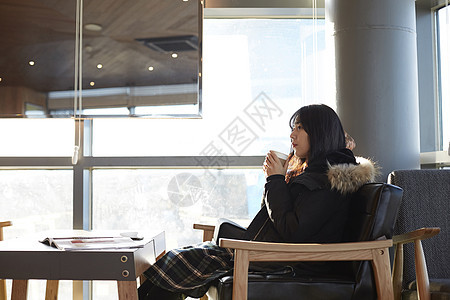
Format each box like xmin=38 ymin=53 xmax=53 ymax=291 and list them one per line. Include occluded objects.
xmin=84 ymin=23 xmax=102 ymax=31
xmin=97 ymin=63 xmax=103 ymax=69
xmin=90 ymin=81 xmax=95 ymax=86
xmin=171 ymin=53 xmax=178 ymax=59
xmin=29 ymin=61 xmax=35 ymax=66
xmin=148 ymin=66 xmax=154 ymax=71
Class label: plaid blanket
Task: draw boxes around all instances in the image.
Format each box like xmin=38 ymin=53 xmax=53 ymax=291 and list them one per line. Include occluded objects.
xmin=143 ymin=241 xmax=234 ymax=298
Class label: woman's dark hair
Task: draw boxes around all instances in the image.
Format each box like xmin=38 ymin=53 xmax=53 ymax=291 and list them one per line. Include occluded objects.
xmin=289 ymin=104 xmax=346 ymax=163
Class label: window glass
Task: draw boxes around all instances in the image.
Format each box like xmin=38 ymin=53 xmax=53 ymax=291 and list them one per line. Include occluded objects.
xmin=92 ymin=167 xmax=264 ymax=300
xmin=0 ymin=170 xmax=73 ymax=300
xmin=0 ymin=170 xmax=73 ymax=237
xmin=92 ymin=18 xmax=332 ymax=157
xmin=0 ymin=119 xmax=74 ymax=156
xmin=437 ymin=6 xmax=450 ymax=150
xmin=92 ymin=168 xmax=263 ymax=248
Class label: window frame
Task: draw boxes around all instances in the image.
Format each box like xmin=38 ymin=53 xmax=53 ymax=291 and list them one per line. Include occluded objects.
xmin=419 ymin=2 xmax=450 ymax=168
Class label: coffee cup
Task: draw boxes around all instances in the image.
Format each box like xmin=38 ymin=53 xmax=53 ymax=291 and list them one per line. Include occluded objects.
xmin=272 ymin=150 xmax=288 ymax=165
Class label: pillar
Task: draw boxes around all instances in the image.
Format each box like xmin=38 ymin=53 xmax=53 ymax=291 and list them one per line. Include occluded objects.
xmin=326 ymin=0 xmax=421 ymax=180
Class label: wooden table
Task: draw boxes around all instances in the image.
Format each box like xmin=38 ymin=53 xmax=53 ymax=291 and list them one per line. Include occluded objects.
xmin=0 ymin=230 xmax=165 ymax=300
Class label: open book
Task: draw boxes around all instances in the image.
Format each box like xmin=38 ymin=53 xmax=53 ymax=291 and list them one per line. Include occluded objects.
xmin=40 ymin=236 xmax=145 ymax=251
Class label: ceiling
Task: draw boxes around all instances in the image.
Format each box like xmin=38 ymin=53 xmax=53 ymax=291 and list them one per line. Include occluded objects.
xmin=0 ymin=0 xmax=201 ymax=93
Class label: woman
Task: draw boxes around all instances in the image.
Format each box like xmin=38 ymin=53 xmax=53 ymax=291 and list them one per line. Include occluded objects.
xmin=139 ymin=104 xmax=377 ymax=300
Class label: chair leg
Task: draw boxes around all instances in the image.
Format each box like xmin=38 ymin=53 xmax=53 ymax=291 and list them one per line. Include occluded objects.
xmin=0 ymin=279 xmax=7 ymax=300
xmin=392 ymin=243 xmax=404 ymax=300
xmin=232 ymin=249 xmax=249 ymax=300
xmin=371 ymin=248 xmax=394 ymax=300
xmin=414 ymin=240 xmax=430 ymax=300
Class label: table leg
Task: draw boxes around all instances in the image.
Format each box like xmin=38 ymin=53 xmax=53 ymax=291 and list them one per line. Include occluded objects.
xmin=117 ymin=280 xmax=138 ymax=300
xmin=0 ymin=279 xmax=7 ymax=300
xmin=11 ymin=280 xmax=28 ymax=300
xmin=45 ymin=280 xmax=59 ymax=300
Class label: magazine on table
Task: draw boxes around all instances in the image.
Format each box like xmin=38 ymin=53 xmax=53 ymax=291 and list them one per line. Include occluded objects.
xmin=40 ymin=235 xmax=146 ymax=251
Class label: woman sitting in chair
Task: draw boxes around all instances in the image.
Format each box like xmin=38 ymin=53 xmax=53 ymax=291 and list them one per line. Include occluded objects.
xmin=138 ymin=104 xmax=378 ymax=300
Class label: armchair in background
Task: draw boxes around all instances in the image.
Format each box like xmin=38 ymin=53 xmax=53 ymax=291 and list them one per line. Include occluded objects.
xmin=0 ymin=221 xmax=12 ymax=300
xmin=195 ymin=183 xmax=403 ymax=300
xmin=389 ymin=169 xmax=450 ymax=300
xmin=392 ymin=227 xmax=440 ymax=300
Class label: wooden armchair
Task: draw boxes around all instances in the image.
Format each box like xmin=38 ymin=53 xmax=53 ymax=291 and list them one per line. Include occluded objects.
xmin=194 ymin=223 xmax=393 ymax=300
xmin=0 ymin=221 xmax=12 ymax=300
xmin=194 ymin=183 xmax=404 ymax=300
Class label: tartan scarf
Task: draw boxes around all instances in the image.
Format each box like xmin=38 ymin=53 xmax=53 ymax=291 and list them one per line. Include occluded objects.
xmin=144 ymin=241 xmax=234 ymax=298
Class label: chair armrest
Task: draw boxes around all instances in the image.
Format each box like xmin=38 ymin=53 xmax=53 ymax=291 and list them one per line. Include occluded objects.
xmin=193 ymin=223 xmax=215 ymax=242
xmin=0 ymin=221 xmax=12 ymax=228
xmin=220 ymin=238 xmax=392 ymax=254
xmin=0 ymin=221 xmax=12 ymax=241
xmin=393 ymin=227 xmax=440 ymax=245
xmin=219 ymin=238 xmax=394 ymax=300
xmin=392 ymin=227 xmax=440 ymax=300
xmin=193 ymin=224 xmax=215 ymax=232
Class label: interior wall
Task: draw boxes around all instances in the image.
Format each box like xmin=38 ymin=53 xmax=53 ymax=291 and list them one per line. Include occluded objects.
xmin=0 ymin=86 xmax=47 ymax=116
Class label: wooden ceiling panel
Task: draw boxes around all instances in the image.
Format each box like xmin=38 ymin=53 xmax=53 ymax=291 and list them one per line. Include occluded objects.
xmin=0 ymin=0 xmax=201 ymax=93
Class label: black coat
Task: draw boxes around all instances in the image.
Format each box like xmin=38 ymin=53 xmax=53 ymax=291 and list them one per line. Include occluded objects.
xmin=244 ymin=149 xmax=377 ymax=244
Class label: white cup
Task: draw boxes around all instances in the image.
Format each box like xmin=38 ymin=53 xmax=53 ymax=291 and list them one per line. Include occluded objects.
xmin=272 ymin=150 xmax=288 ymax=165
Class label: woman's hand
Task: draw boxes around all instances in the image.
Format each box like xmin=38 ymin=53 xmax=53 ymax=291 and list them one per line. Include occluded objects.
xmin=263 ymin=151 xmax=289 ymax=178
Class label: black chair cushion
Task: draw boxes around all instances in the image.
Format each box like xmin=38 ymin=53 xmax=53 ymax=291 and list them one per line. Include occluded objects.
xmin=213 ymin=274 xmax=356 ymax=300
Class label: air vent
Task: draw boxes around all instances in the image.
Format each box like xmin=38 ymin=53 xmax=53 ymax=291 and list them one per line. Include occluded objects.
xmin=136 ymin=35 xmax=198 ymax=53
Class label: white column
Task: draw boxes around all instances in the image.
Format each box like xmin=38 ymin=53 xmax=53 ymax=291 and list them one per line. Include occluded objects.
xmin=326 ymin=0 xmax=421 ymax=179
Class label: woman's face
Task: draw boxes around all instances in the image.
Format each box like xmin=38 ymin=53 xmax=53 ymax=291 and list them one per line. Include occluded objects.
xmin=290 ymin=122 xmax=310 ymax=160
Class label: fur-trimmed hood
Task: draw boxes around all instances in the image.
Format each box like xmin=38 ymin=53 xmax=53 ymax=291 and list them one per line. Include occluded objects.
xmin=327 ymin=157 xmax=379 ymax=194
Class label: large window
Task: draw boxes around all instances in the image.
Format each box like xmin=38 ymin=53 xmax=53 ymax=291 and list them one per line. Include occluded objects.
xmin=0 ymin=7 xmax=331 ymax=300
xmin=436 ymin=5 xmax=450 ymax=151
xmin=89 ymin=15 xmax=331 ymax=299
